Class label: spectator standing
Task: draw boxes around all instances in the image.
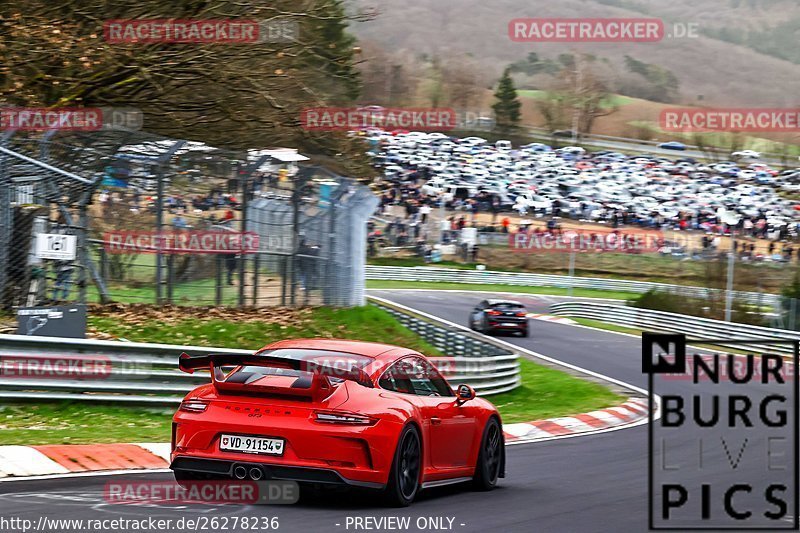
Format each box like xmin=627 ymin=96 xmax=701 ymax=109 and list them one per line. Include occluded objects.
xmin=419 ymin=203 xmax=431 ymax=225
xmin=225 ymin=254 xmax=238 ymax=285
xmin=470 ymin=243 xmax=480 ymax=262
xmin=172 ymin=215 xmax=188 ymax=230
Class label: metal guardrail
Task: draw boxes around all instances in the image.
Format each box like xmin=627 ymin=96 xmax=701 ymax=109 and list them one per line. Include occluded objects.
xmin=0 ymin=335 xmax=244 ymax=404
xmin=523 ymin=127 xmax=792 ymax=164
xmin=365 ymin=265 xmax=780 ymax=307
xmin=549 ymin=301 xmax=800 ymax=354
xmin=0 ymin=302 xmax=520 ymax=403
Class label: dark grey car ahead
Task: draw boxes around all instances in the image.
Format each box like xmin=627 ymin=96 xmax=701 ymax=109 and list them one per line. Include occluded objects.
xmin=468 ymin=299 xmax=529 ymax=337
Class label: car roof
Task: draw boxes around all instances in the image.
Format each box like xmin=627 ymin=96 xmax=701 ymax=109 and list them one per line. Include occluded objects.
xmin=486 ymin=299 xmax=524 ymax=306
xmin=257 ymin=338 xmax=410 ymax=358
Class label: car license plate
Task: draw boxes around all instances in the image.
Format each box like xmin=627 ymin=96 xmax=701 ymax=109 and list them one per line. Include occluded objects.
xmin=220 ymin=434 xmax=284 ymax=456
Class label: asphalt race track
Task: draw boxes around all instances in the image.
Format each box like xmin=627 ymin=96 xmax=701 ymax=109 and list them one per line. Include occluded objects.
xmin=0 ymin=289 xmax=794 ymax=533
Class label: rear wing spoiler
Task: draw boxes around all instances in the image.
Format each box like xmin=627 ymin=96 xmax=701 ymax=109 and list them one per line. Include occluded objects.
xmin=178 ymin=352 xmax=374 ymax=389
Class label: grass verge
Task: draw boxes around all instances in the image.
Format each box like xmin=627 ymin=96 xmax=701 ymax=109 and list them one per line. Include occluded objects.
xmin=488 ymin=357 xmax=621 ymax=423
xmin=88 ymin=305 xmax=443 ymax=355
xmin=0 ymin=403 xmax=174 ymax=445
xmin=366 ymin=279 xmax=638 ymax=300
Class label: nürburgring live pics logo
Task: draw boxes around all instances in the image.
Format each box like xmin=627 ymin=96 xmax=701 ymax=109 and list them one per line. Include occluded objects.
xmin=643 ymin=333 xmax=798 ymax=530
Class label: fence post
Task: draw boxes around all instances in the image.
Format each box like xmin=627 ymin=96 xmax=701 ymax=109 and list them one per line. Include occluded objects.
xmin=215 ymin=255 xmax=223 ymax=306
xmin=252 ymin=253 xmax=260 ymax=306
xmin=324 ymin=197 xmax=336 ymax=306
xmin=166 ymin=254 xmax=174 ymax=304
xmin=0 ymin=134 xmax=11 ymax=308
xmin=77 ymin=204 xmax=89 ymax=304
xmin=289 ymin=178 xmax=302 ymax=306
xmin=280 ymin=256 xmax=287 ymax=306
xmin=153 ymin=140 xmax=186 ymax=306
xmin=238 ymin=173 xmax=248 ymax=308
xmin=155 ymin=168 xmax=165 ymax=305
xmin=99 ymin=247 xmax=108 ymax=283
xmin=568 ymin=250 xmax=576 ymax=296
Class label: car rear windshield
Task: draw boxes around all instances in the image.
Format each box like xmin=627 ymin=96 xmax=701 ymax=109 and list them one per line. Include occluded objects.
xmin=491 ymin=303 xmax=525 ymax=310
xmin=238 ymin=349 xmax=373 ymax=382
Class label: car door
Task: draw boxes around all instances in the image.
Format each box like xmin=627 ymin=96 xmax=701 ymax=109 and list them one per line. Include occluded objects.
xmin=470 ymin=301 xmax=487 ymax=330
xmin=406 ymin=357 xmax=476 ymax=469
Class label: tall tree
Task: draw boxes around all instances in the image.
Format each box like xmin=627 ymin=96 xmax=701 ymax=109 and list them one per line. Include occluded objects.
xmin=0 ymin=0 xmax=373 ymax=175
xmin=422 ymin=57 xmax=445 ymax=108
xmin=491 ymin=68 xmax=521 ymax=133
xmin=304 ymin=0 xmax=361 ymax=103
xmin=535 ymin=91 xmax=570 ymax=133
xmin=559 ymin=54 xmax=616 ymax=137
xmin=441 ymin=55 xmax=482 ymax=112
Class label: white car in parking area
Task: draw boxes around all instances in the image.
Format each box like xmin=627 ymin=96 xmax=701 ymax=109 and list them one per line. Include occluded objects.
xmin=513 ymin=193 xmax=553 ymax=215
xmin=521 ymin=143 xmax=552 ymax=152
xmin=732 ymin=150 xmax=761 ymax=159
xmin=557 ymin=146 xmax=586 ymax=156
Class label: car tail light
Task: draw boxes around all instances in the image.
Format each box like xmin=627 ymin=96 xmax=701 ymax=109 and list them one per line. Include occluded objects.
xmin=179 ymin=399 xmax=209 ymax=413
xmin=516 ymin=311 xmax=527 ymax=317
xmin=314 ymin=410 xmax=378 ymax=426
xmin=487 ymin=310 xmax=502 ymax=316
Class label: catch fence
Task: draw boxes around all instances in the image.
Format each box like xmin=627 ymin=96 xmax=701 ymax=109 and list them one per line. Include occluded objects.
xmin=0 ymin=128 xmax=377 ymax=309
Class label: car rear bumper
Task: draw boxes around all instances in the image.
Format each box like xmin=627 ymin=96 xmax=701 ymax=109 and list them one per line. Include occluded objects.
xmin=487 ymin=319 xmax=528 ymax=330
xmin=171 ymin=456 xmax=385 ymax=490
xmin=171 ymin=413 xmax=400 ymax=487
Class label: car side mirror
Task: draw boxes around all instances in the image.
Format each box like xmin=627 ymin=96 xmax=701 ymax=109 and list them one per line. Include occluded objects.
xmin=456 ymin=384 xmax=476 ymax=405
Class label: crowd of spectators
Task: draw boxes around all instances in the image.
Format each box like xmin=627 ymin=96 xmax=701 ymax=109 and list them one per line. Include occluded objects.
xmin=97 ymin=188 xmax=241 ymax=229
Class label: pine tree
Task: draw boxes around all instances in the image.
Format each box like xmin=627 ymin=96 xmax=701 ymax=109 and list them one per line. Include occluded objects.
xmin=306 ymin=0 xmax=362 ymax=102
xmin=492 ymin=68 xmax=521 ymax=132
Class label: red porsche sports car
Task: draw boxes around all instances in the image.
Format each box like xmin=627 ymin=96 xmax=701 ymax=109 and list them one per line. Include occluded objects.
xmin=171 ymin=338 xmax=504 ymax=506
